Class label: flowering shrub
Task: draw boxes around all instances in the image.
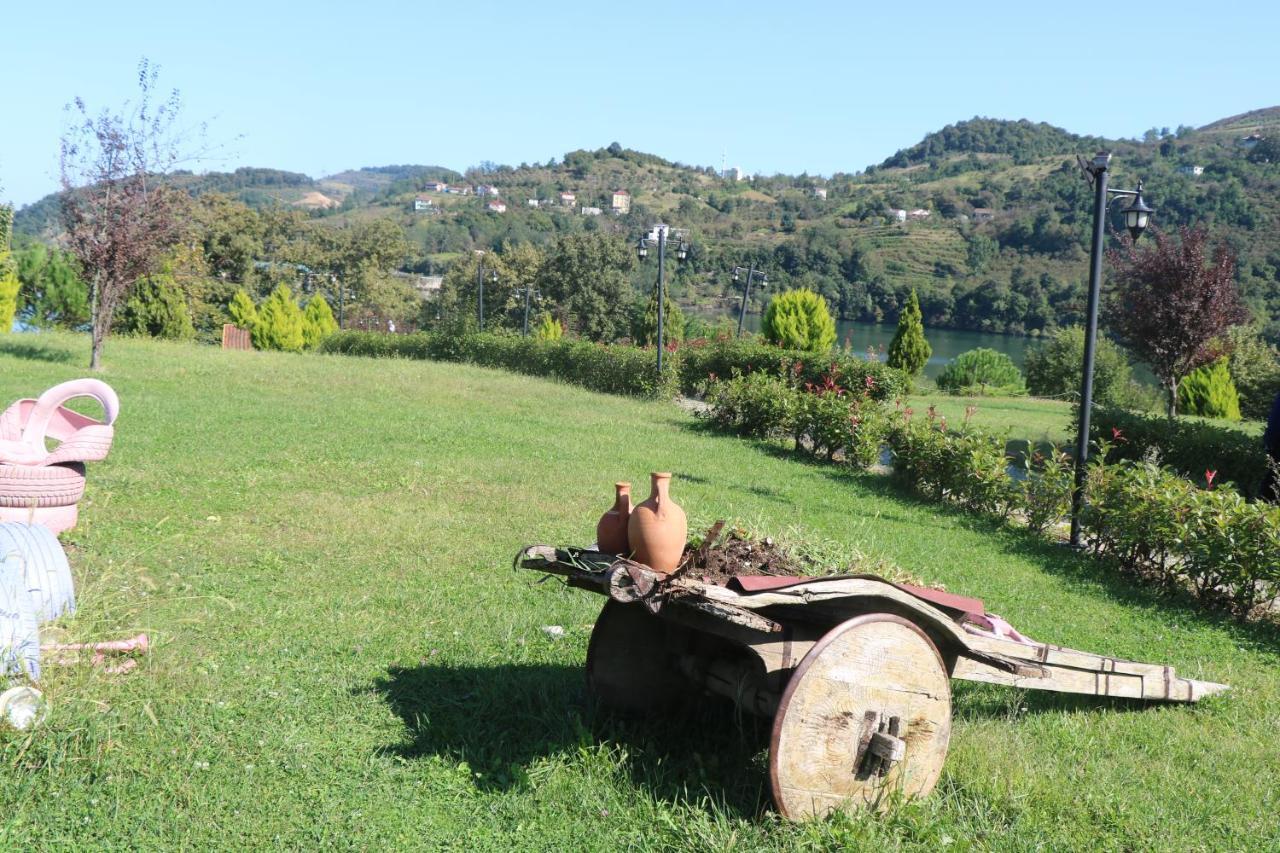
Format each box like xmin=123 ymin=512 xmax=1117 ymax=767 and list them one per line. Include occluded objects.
xmin=678 ymin=338 xmax=907 ymax=402
xmin=1083 ymin=453 xmax=1280 ymax=616
xmin=888 ymin=409 xmax=1014 ymax=515
xmin=700 ymin=365 xmax=890 ymax=469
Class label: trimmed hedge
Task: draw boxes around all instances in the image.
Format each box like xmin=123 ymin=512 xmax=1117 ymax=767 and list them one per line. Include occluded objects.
xmin=320 ymin=331 xmax=679 ymax=398
xmin=678 ymin=338 xmax=908 ymax=402
xmin=1090 ymin=406 xmax=1266 ymax=497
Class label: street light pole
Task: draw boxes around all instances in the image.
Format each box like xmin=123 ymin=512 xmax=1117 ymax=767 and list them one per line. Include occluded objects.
xmin=1069 ymin=152 xmax=1155 ymax=548
xmin=475 ymin=254 xmax=498 ymax=332
xmin=636 ymin=224 xmax=689 ymax=379
xmin=732 ymin=264 xmax=768 ymax=337
xmin=518 ymin=285 xmax=540 ymax=336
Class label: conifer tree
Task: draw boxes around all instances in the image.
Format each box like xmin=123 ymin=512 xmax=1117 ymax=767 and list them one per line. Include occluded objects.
xmin=302 ymin=294 xmax=338 ymax=349
xmin=761 ymin=288 xmax=836 ymax=353
xmin=887 ymin=289 xmax=931 ymax=377
xmin=1177 ymin=358 xmax=1242 ymax=420
xmin=254 ymin=284 xmax=305 ymax=352
xmin=229 ymin=289 xmax=258 ymax=330
xmin=0 ymin=206 xmax=19 ymax=334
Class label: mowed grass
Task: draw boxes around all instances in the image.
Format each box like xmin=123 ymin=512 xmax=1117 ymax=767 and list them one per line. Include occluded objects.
xmin=1 ymin=333 xmax=1278 ymax=849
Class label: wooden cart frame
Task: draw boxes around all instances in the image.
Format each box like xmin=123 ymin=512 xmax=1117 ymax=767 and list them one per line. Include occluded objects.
xmin=518 ymin=545 xmax=1227 ymax=820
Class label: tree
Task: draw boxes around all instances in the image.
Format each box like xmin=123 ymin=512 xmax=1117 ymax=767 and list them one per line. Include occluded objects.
xmin=15 ymin=244 xmax=90 ymax=329
xmin=0 ymin=206 xmax=18 ymax=333
xmin=887 ymin=289 xmax=931 ymax=377
xmin=59 ymin=59 xmax=191 ymax=369
xmin=1177 ymin=358 xmax=1242 ymax=420
xmin=936 ymin=348 xmax=1026 ymax=395
xmin=631 ymin=288 xmax=685 ymax=347
xmin=761 ymin=288 xmax=836 ymax=353
xmin=537 ymin=232 xmax=634 ymax=342
xmin=254 ymin=284 xmax=305 ymax=352
xmin=302 ymin=294 xmax=338 ymax=349
xmin=228 ymin=289 xmax=258 ymax=330
xmin=1107 ymin=226 xmax=1250 ymax=418
xmin=1024 ymin=325 xmax=1133 ymax=406
xmin=533 ymin=311 xmax=563 ymax=340
xmin=118 ymin=270 xmax=194 ymax=339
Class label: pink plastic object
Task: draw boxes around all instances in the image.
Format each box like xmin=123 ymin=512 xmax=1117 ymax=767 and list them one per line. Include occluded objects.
xmin=0 ymin=379 xmax=120 ymax=467
xmin=0 ymin=504 xmax=79 ymax=534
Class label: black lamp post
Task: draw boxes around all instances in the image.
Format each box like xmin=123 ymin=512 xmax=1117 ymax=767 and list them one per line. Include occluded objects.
xmin=731 ymin=264 xmax=768 ymax=337
xmin=476 ymin=254 xmax=498 ymax=331
xmin=636 ymin=224 xmax=689 ymax=375
xmin=516 ymin=285 xmax=541 ymax=336
xmin=1070 ymin=152 xmax=1154 ymax=548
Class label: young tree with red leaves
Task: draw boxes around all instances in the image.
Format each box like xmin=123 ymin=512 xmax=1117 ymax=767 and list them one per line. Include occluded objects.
xmin=60 ymin=60 xmax=191 ymax=369
xmin=1107 ymin=226 xmax=1249 ymax=418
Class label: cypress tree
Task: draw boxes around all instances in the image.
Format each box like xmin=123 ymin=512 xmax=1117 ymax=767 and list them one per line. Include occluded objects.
xmin=254 ymin=284 xmax=305 ymax=352
xmin=0 ymin=206 xmax=18 ymax=334
xmin=229 ymin=289 xmax=258 ymax=330
xmin=302 ymin=295 xmax=338 ymax=349
xmin=887 ymin=289 xmax=931 ymax=377
xmin=1177 ymin=358 xmax=1242 ymax=420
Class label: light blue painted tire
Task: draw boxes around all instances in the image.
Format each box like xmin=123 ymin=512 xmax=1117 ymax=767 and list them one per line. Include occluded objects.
xmin=0 ymin=523 xmax=75 ymax=623
xmin=0 ymin=551 xmax=40 ymax=680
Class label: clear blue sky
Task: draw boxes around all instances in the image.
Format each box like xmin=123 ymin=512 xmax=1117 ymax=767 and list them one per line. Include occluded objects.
xmin=3 ymin=0 xmax=1277 ymax=207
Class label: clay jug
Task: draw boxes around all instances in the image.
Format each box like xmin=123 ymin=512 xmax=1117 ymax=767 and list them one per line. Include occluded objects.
xmin=595 ymin=482 xmax=632 ymax=555
xmin=627 ymin=472 xmax=687 ymax=574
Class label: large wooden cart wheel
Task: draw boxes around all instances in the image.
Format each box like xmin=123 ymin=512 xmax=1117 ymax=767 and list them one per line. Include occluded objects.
xmin=770 ymin=613 xmax=952 ymax=819
xmin=586 ymin=601 xmax=690 ymax=714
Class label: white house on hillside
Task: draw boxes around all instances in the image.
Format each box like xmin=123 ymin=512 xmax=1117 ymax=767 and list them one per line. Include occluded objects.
xmin=889 ymin=209 xmax=907 ymax=222
xmin=813 ymin=187 xmax=828 ymax=200
xmin=611 ymin=190 xmax=631 ymax=214
xmin=581 ymin=206 xmax=602 ymax=216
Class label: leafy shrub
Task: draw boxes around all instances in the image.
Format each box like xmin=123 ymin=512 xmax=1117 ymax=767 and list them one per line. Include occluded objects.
xmin=254 ymin=285 xmax=306 ymax=352
xmin=1178 ymin=358 xmax=1241 ymax=420
xmin=1083 ymin=455 xmax=1280 ymax=615
xmin=889 ymin=410 xmax=1013 ymax=515
xmin=1024 ymin=326 xmax=1133 ymax=405
xmin=886 ymin=289 xmax=931 ymax=378
xmin=936 ymin=348 xmax=1026 ymax=395
xmin=302 ymin=295 xmax=338 ymax=350
xmin=1091 ymin=406 xmax=1265 ymax=497
xmin=631 ymin=290 xmax=685 ymax=348
xmin=118 ymin=273 xmax=195 ymax=340
xmin=702 ymin=372 xmax=797 ymax=440
xmin=761 ymin=288 xmax=836 ymax=353
xmin=679 ymin=338 xmax=907 ymax=402
xmin=1016 ymin=446 xmax=1074 ymax=534
xmin=320 ymin=331 xmax=678 ymax=398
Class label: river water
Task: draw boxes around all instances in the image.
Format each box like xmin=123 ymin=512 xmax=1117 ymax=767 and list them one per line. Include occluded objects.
xmin=707 ymin=313 xmax=1034 ymax=380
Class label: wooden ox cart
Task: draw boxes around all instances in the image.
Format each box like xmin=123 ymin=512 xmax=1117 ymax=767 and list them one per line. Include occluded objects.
xmin=516 ymin=543 xmax=1227 ymax=820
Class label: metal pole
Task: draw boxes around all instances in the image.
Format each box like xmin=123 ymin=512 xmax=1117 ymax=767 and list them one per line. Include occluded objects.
xmin=656 ymin=228 xmax=666 ymax=376
xmin=1070 ymin=158 xmax=1110 ymax=548
xmin=522 ymin=287 xmax=531 ymax=336
xmin=737 ymin=263 xmax=755 ymax=337
xmin=338 ymin=279 xmax=345 ymax=329
xmin=477 ymin=260 xmax=485 ymax=331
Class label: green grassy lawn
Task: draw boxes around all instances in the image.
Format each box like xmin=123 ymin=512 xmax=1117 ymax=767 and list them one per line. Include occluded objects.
xmin=2 ymin=333 xmax=1278 ymax=849
xmin=907 ymin=391 xmax=1075 ymax=446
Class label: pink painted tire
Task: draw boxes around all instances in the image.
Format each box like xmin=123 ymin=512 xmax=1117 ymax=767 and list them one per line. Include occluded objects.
xmin=0 ymin=464 xmax=87 ymax=508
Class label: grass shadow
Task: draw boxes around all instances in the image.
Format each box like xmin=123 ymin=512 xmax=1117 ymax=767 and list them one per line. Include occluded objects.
xmin=0 ymin=338 xmax=77 ymax=364
xmin=369 ymin=661 xmax=773 ymax=817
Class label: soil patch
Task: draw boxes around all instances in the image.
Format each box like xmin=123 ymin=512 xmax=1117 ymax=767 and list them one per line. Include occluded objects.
xmin=679 ymin=532 xmax=809 ymax=586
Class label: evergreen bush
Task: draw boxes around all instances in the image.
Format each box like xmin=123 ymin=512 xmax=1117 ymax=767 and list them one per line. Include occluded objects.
xmin=533 ymin=312 xmax=563 ymax=341
xmin=1177 ymin=358 xmax=1242 ymax=420
xmin=0 ymin=206 xmax=18 ymax=334
xmin=886 ymin=290 xmax=931 ymax=378
xmin=936 ymin=348 xmax=1026 ymax=395
xmin=302 ymin=295 xmax=338 ymax=349
xmin=118 ymin=272 xmax=195 ymax=340
xmin=631 ymin=289 xmax=685 ymax=348
xmin=254 ymin=285 xmax=305 ymax=352
xmin=228 ymin=289 xmax=258 ymax=331
xmin=760 ymin=288 xmax=836 ymax=353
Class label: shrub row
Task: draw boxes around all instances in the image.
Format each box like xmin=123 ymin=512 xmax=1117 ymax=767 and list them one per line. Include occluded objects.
xmin=678 ymin=338 xmax=908 ymax=402
xmin=889 ymin=413 xmax=1280 ymax=618
xmin=1090 ymin=406 xmax=1267 ymax=497
xmin=320 ymin=331 xmax=678 ymax=398
xmin=701 ymin=371 xmax=890 ymax=468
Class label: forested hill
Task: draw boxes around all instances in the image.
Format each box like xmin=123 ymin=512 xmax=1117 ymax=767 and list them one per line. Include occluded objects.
xmin=14 ymin=110 xmax=1280 ymax=341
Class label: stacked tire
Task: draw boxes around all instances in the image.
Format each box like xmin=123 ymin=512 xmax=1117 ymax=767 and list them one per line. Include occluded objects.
xmin=0 ymin=523 xmax=75 ymax=680
xmin=0 ymin=463 xmax=85 ymax=533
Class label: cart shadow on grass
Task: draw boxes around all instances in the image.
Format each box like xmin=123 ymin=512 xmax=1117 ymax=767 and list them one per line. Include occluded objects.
xmin=367 ymin=655 xmax=1167 ymax=818
xmin=369 ymin=660 xmax=777 ymax=817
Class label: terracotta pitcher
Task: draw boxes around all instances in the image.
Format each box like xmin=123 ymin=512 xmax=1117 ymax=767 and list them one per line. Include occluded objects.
xmin=627 ymin=472 xmax=687 ymax=574
xmin=595 ymin=482 xmax=632 ymax=555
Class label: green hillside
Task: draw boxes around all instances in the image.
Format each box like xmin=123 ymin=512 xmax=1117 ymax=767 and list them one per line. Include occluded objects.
xmin=14 ymin=110 xmax=1280 ymax=340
